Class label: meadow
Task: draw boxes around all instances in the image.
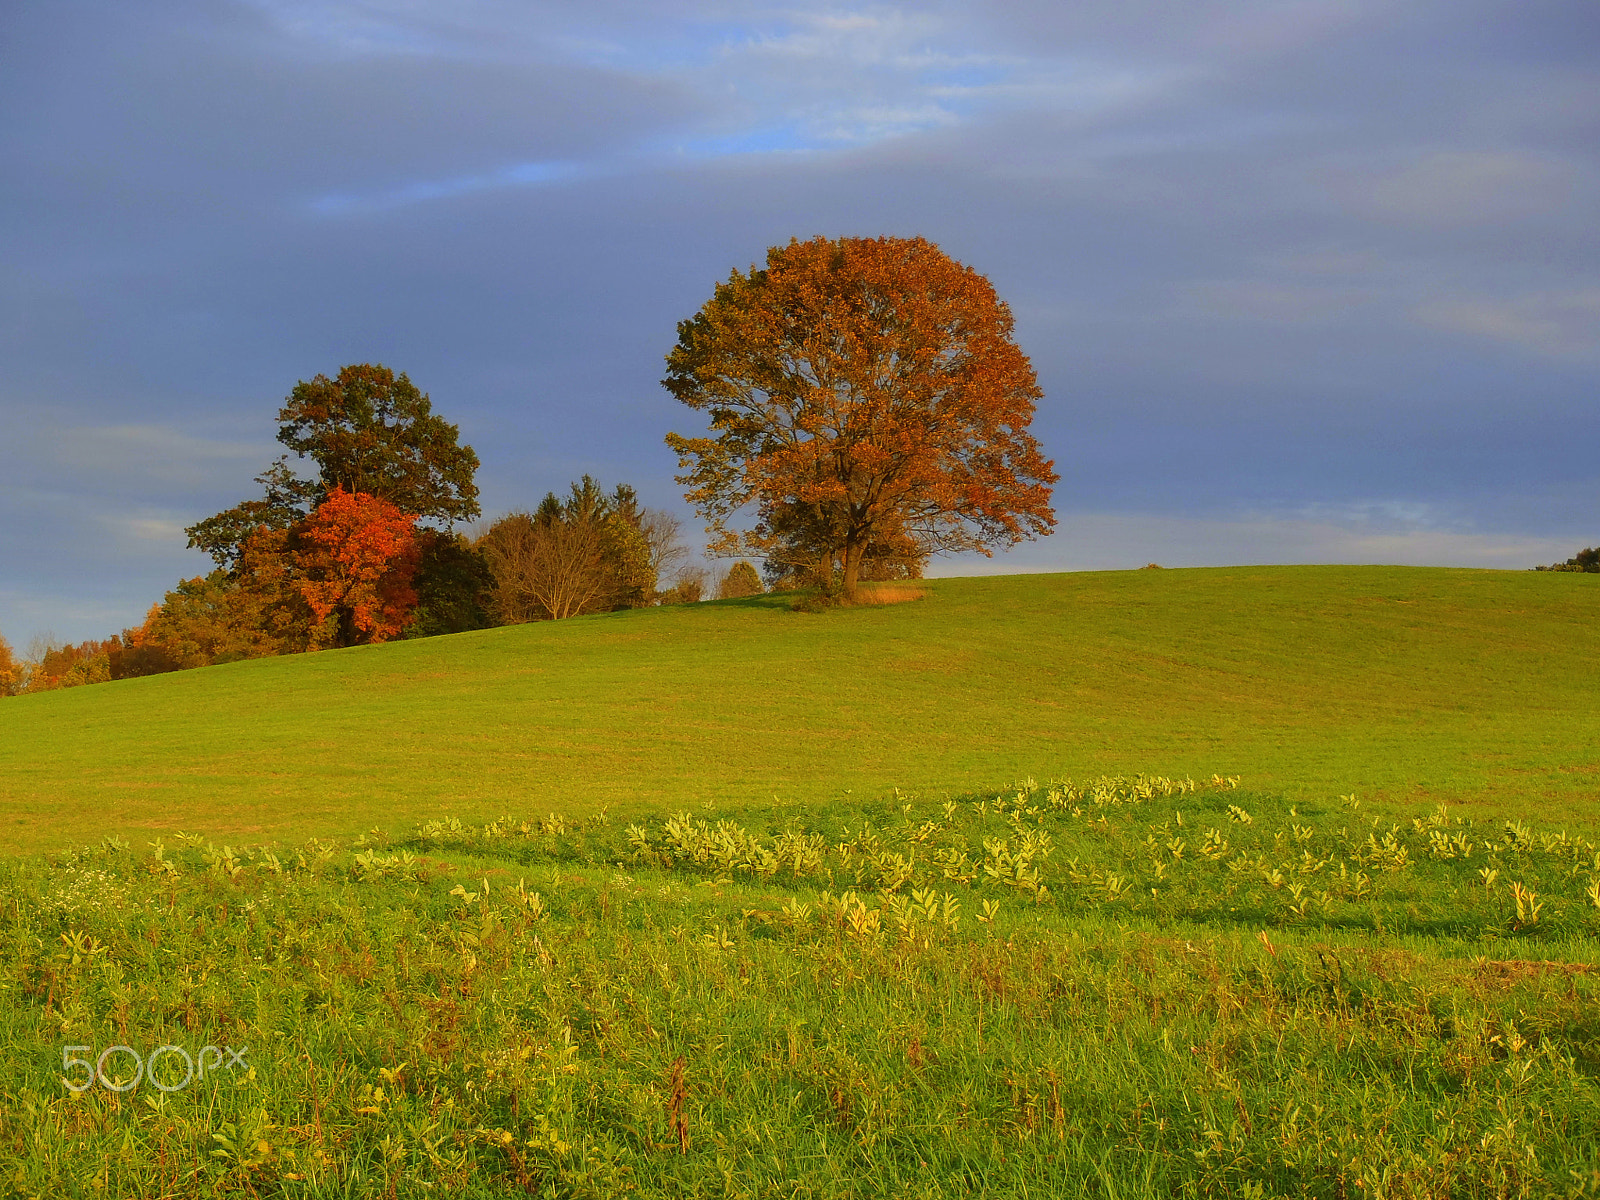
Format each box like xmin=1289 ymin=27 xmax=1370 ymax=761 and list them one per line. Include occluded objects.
xmin=1 ymin=566 xmax=1597 ymax=1197
xmin=3 ymin=777 xmax=1599 ymax=1197
xmin=2 ymin=566 xmax=1598 ymax=855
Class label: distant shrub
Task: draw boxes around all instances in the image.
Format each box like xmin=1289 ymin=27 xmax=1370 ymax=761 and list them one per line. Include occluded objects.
xmin=1535 ymin=545 xmax=1599 ymax=572
xmin=789 ymin=591 xmax=835 ymax=613
xmin=21 ymin=638 xmax=117 ymax=692
xmin=477 ymin=478 xmax=656 ymax=621
xmin=849 ymin=584 xmax=926 ymax=606
xmin=717 ymin=561 xmax=763 ymax=599
xmin=658 ymin=574 xmax=705 ymax=605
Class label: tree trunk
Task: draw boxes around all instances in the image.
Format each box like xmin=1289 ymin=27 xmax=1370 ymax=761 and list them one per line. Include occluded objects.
xmin=841 ymin=538 xmax=864 ymax=603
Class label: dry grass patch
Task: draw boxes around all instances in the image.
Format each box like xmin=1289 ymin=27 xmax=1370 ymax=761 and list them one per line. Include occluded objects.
xmin=847 ymin=584 xmax=928 ymax=606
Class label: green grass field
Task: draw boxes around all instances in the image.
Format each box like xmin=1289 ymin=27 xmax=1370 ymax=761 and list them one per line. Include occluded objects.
xmin=3 ymin=565 xmax=1599 ymax=1197
xmin=2 ymin=566 xmax=1598 ymax=855
xmin=5 ymin=779 xmax=1599 ymax=1197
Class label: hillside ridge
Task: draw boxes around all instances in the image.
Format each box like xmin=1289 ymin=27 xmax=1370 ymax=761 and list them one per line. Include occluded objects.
xmin=2 ymin=565 xmax=1595 ymax=853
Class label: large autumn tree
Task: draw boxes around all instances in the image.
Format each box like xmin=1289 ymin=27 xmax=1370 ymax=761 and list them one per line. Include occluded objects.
xmin=664 ymin=235 xmax=1057 ymax=601
xmin=183 ymin=364 xmax=491 ymax=648
xmin=276 ymin=363 xmax=480 ymax=523
xmin=189 ymin=364 xmax=480 ymax=568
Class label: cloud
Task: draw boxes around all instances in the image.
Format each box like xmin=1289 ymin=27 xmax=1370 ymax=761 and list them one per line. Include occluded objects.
xmin=0 ymin=587 xmax=137 ymax=646
xmin=98 ymin=514 xmax=194 ymax=544
xmin=1173 ymin=278 xmax=1378 ymax=325
xmin=0 ymin=3 xmax=705 ymax=241
xmin=1415 ymin=290 xmax=1600 ymax=359
xmin=1352 ymin=151 xmax=1578 ymax=227
xmin=309 ymin=160 xmax=587 ymax=215
xmin=639 ymin=7 xmax=1174 ymax=156
xmin=2 ymin=420 xmax=271 ymax=496
xmin=72 ymin=424 xmax=264 ymax=471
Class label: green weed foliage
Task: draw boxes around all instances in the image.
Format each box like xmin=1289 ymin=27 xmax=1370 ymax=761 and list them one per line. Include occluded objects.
xmin=3 ymin=778 xmax=1599 ymax=1198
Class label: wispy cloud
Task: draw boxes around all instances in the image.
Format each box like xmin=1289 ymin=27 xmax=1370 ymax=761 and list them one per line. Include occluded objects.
xmin=97 ymin=514 xmax=192 ymax=544
xmin=1174 ymin=278 xmax=1377 ymax=325
xmin=0 ymin=588 xmax=136 ymax=647
xmin=310 ymin=160 xmax=585 ymax=213
xmin=1352 ymin=151 xmax=1577 ymax=228
xmin=280 ymin=2 xmax=1183 ymax=213
xmin=1415 ymin=290 xmax=1600 ymax=360
xmin=657 ymin=8 xmax=1174 ymax=152
xmin=45 ymin=424 xmax=266 ymax=491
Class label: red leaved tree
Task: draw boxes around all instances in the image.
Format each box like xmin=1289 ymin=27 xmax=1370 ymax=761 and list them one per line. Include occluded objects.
xmin=664 ymin=235 xmax=1057 ymax=601
xmin=294 ymin=488 xmax=421 ymax=647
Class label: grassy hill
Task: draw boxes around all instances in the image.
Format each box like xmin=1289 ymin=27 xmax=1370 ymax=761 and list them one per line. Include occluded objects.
xmin=4 ymin=565 xmax=1599 ymax=1196
xmin=1 ymin=565 xmax=1597 ymax=854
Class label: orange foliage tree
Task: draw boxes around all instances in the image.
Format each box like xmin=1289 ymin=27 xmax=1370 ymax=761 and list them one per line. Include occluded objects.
xmin=21 ymin=638 xmax=118 ymax=691
xmin=664 ymin=235 xmax=1057 ymax=601
xmin=293 ymin=488 xmax=421 ymax=647
xmin=0 ymin=632 xmax=21 ymax=696
xmin=117 ymin=560 xmax=310 ymax=676
xmin=124 ymin=488 xmax=423 ymax=674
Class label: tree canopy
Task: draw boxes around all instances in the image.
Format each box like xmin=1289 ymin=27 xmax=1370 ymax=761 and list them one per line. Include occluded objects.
xmin=717 ymin=561 xmax=764 ymax=599
xmin=294 ymin=488 xmax=423 ymax=648
xmin=187 ymin=364 xmax=479 ymax=570
xmin=277 ymin=363 xmax=480 ymax=523
xmin=664 ymin=235 xmax=1056 ymax=600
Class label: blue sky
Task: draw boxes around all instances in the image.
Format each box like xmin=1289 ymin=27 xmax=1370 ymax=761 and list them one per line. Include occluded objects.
xmin=2 ymin=0 xmax=1597 ymax=647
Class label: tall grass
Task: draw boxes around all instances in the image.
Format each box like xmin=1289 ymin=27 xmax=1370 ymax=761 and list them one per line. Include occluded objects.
xmin=4 ymin=776 xmax=1598 ymax=1197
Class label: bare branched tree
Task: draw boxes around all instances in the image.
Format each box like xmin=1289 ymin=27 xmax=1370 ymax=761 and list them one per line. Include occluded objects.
xmin=641 ymin=510 xmax=690 ymax=584
xmin=478 ymin=511 xmax=615 ymax=622
xmin=663 ymin=565 xmax=708 ymax=604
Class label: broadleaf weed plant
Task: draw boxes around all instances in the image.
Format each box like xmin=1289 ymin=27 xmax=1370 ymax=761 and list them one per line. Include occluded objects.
xmin=0 ymin=775 xmax=1596 ymax=1195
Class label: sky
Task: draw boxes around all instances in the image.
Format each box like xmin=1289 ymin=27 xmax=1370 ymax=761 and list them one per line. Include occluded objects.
xmin=2 ymin=0 xmax=1596 ymax=648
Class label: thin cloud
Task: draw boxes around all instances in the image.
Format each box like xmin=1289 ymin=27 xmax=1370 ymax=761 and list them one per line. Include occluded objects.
xmin=1354 ymin=151 xmax=1578 ymax=227
xmin=26 ymin=424 xmax=269 ymax=493
xmin=1174 ymin=279 xmax=1378 ymax=325
xmin=98 ymin=514 xmax=193 ymax=544
xmin=309 ymin=160 xmax=586 ymax=214
xmin=1415 ymin=290 xmax=1600 ymax=360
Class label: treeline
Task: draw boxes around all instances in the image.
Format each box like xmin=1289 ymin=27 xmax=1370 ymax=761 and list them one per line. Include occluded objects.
xmin=1534 ymin=545 xmax=1599 ymax=573
xmin=0 ymin=635 xmax=122 ymax=695
xmin=0 ymin=364 xmax=764 ymax=697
